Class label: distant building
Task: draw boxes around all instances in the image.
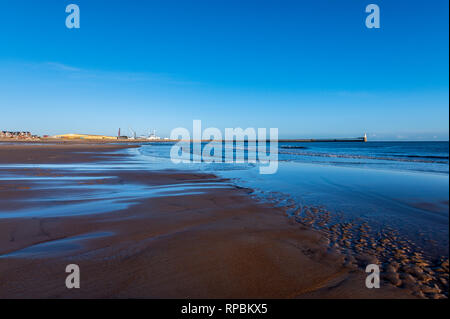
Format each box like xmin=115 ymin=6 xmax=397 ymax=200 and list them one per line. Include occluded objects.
xmin=0 ymin=131 xmax=37 ymax=139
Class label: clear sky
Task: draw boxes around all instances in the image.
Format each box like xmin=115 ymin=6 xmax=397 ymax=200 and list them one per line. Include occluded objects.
xmin=0 ymin=0 xmax=448 ymax=140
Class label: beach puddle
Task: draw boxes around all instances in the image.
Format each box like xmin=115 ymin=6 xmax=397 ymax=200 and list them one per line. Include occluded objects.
xmin=0 ymin=232 xmax=113 ymax=259
xmin=0 ymin=167 xmax=234 ymax=218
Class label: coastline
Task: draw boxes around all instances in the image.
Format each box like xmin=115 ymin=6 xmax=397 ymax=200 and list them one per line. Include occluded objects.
xmin=0 ymin=143 xmax=417 ymax=298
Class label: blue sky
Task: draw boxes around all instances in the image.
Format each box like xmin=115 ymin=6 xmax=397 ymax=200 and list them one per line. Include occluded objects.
xmin=0 ymin=0 xmax=448 ymax=140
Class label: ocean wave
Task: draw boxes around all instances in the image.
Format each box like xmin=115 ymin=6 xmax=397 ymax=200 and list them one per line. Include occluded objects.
xmin=277 ymin=150 xmax=449 ymax=164
xmin=280 ymin=146 xmax=308 ymax=149
xmin=391 ymin=154 xmax=449 ymax=160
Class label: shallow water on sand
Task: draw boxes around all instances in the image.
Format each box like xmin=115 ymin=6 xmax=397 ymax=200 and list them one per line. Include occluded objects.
xmin=219 ymin=162 xmax=449 ymax=258
xmin=0 ymin=232 xmax=113 ymax=259
xmin=136 ymin=143 xmax=449 ymax=255
xmin=0 ymin=164 xmax=234 ymax=219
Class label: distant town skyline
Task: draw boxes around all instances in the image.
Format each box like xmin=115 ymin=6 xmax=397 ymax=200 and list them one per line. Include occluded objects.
xmin=0 ymin=0 xmax=448 ymax=141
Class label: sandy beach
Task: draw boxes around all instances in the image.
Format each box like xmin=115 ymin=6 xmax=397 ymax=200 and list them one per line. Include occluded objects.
xmin=0 ymin=143 xmax=421 ymax=299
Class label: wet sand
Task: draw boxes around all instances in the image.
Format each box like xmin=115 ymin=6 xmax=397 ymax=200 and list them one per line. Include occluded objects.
xmin=0 ymin=143 xmax=139 ymax=164
xmin=0 ymin=143 xmax=417 ymax=298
